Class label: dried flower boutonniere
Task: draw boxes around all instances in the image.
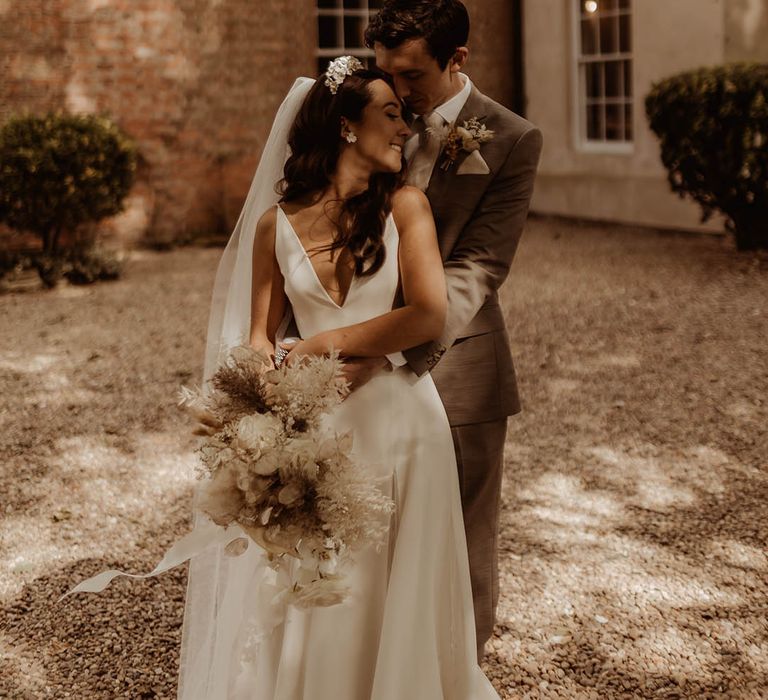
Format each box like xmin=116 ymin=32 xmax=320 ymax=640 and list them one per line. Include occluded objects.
xmin=428 ymin=116 xmax=495 ymax=171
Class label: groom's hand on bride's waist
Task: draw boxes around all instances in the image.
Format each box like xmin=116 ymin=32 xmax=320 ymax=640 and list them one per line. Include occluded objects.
xmin=342 ymin=356 xmax=391 ymax=395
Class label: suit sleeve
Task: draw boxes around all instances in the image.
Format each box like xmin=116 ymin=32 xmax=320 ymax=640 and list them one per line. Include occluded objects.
xmin=403 ymin=126 xmax=543 ymax=376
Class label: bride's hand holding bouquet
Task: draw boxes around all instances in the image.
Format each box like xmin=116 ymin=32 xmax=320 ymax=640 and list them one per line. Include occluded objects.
xmin=178 ymin=344 xmax=394 ymax=608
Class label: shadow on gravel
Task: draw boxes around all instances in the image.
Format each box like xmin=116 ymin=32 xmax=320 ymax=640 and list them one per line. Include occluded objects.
xmin=496 ymin=623 xmax=768 ymax=697
xmin=3 ymin=226 xmax=767 ymax=699
xmin=1 ymin=508 xmax=193 ymax=699
xmin=488 ymin=220 xmax=768 ymax=694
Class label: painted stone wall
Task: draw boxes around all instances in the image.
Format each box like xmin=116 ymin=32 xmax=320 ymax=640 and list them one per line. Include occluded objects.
xmin=524 ymin=0 xmax=734 ymax=232
xmin=462 ymin=0 xmax=517 ymax=108
xmin=724 ymin=0 xmax=768 ymax=62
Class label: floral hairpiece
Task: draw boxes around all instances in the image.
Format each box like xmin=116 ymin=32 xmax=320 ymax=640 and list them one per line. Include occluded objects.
xmin=324 ymin=55 xmax=364 ymax=95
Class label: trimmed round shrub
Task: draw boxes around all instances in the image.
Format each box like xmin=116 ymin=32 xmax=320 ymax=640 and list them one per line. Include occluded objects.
xmin=0 ymin=112 xmax=137 ymax=257
xmin=7 ymin=248 xmax=126 ymax=289
xmin=0 ymin=250 xmax=29 ymax=282
xmin=645 ymin=63 xmax=768 ymax=250
xmin=63 ymin=248 xmax=124 ymax=285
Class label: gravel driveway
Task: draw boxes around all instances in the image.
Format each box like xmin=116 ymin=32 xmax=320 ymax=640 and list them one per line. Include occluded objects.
xmin=1 ymin=217 xmax=766 ymax=699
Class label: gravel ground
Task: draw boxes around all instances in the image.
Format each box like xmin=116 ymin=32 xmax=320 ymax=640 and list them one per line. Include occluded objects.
xmin=1 ymin=217 xmax=767 ymax=699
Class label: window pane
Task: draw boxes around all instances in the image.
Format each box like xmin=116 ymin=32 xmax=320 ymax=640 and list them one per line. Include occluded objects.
xmin=577 ymin=0 xmax=633 ymax=144
xmin=619 ymin=13 xmax=631 ymax=52
xmin=318 ymin=0 xmax=339 ymax=7
xmin=581 ymin=18 xmax=598 ymax=55
xmin=318 ymin=15 xmax=341 ymax=48
xmin=344 ymin=15 xmax=365 ymax=48
xmin=586 ymin=62 xmax=603 ymax=98
xmin=605 ymin=103 xmax=623 ymax=140
xmin=368 ymin=0 xmax=384 ymax=7
xmin=599 ymin=15 xmax=618 ymax=53
xmin=605 ymin=60 xmax=622 ymax=97
xmin=624 ymin=103 xmax=633 ymax=140
xmin=587 ymin=104 xmax=602 ymax=140
xmin=623 ymin=60 xmax=632 ymax=97
xmin=343 ymin=0 xmax=365 ymax=8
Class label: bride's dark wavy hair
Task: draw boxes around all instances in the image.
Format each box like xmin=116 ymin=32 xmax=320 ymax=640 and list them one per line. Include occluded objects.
xmin=279 ymin=69 xmax=405 ymax=277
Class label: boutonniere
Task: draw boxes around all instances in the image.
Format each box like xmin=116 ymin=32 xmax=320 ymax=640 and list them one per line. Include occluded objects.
xmin=428 ymin=116 xmax=495 ymax=171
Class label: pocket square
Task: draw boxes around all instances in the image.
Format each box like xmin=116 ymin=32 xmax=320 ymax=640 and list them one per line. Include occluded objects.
xmin=456 ymin=150 xmax=490 ymax=175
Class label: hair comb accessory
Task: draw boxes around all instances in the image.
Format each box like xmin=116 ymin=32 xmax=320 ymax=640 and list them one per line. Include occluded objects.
xmin=324 ymin=55 xmax=365 ymax=95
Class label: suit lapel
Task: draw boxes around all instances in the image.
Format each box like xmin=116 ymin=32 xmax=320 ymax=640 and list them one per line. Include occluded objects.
xmin=454 ymin=86 xmax=488 ymax=133
xmin=425 ymin=87 xmax=489 ymax=213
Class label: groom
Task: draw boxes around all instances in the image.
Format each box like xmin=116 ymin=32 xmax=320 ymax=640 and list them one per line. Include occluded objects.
xmin=354 ymin=0 xmax=543 ymax=660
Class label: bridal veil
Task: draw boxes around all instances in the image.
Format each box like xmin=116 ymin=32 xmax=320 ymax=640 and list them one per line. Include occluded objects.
xmin=178 ymin=77 xmax=314 ymax=699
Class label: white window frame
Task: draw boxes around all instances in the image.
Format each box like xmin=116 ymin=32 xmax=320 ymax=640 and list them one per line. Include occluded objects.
xmin=571 ymin=0 xmax=634 ymax=155
xmin=316 ymin=2 xmax=378 ymax=73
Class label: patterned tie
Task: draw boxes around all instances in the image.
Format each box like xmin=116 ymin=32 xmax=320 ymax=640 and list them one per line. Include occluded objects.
xmin=406 ymin=112 xmax=445 ymax=192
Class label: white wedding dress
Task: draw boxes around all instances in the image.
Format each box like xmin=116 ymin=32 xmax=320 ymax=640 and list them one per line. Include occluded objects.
xmin=176 ymin=205 xmax=500 ymax=699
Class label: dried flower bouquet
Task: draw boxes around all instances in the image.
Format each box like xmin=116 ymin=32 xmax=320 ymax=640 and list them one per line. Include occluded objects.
xmin=179 ymin=345 xmax=394 ymax=608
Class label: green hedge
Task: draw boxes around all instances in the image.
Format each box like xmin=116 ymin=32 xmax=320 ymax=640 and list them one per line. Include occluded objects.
xmin=0 ymin=113 xmax=137 ymax=255
xmin=645 ymin=63 xmax=768 ymax=250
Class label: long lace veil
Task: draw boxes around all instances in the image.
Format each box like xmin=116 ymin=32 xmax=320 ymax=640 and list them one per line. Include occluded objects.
xmin=178 ymin=76 xmax=315 ymax=699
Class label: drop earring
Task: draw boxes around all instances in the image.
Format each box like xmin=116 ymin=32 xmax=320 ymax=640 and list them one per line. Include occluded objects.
xmin=345 ymin=131 xmax=357 ymax=144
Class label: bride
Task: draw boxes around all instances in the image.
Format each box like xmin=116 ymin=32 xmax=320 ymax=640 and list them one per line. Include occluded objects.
xmin=180 ymin=58 xmax=501 ymax=699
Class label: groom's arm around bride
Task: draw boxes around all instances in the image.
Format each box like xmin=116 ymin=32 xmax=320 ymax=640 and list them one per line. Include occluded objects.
xmin=365 ymin=0 xmax=543 ymax=661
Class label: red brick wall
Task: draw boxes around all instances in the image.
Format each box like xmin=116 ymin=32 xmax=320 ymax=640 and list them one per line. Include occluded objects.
xmin=0 ymin=1 xmax=516 ymax=246
xmin=462 ymin=0 xmax=517 ymax=108
xmin=0 ymin=0 xmax=316 ymax=245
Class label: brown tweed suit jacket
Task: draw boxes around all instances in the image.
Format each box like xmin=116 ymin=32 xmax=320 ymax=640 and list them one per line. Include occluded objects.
xmin=403 ymin=86 xmax=543 ymax=427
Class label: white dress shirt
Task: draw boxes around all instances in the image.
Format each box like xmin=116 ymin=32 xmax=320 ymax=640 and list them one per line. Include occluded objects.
xmin=403 ymin=73 xmax=474 ymax=167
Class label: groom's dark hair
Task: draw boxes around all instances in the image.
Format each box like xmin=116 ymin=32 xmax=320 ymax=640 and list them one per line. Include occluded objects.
xmin=365 ymin=0 xmax=470 ymax=70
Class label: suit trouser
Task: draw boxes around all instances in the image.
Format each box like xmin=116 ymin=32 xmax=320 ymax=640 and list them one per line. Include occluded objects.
xmin=450 ymin=417 xmax=508 ymax=661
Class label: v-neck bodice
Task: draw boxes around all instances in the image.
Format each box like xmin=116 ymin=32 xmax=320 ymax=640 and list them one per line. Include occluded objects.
xmin=274 ymin=205 xmax=400 ymax=339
